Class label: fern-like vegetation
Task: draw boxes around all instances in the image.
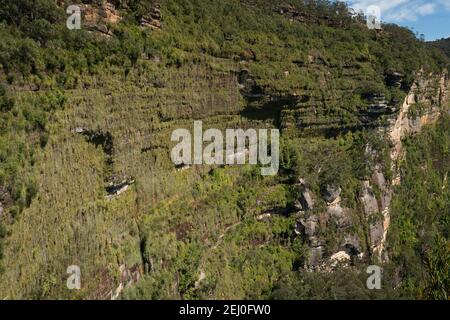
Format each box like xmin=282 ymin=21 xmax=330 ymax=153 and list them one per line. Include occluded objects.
xmin=0 ymin=0 xmax=448 ymax=299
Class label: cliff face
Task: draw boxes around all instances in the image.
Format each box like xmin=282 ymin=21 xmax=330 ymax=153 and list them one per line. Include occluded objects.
xmin=371 ymin=71 xmax=448 ymax=260
xmin=0 ymin=0 xmax=449 ymax=299
xmin=390 ymin=72 xmax=448 ymax=181
xmin=296 ymin=71 xmax=449 ymax=268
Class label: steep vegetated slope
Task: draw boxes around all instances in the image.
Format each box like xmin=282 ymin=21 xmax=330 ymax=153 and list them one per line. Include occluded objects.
xmin=0 ymin=0 xmax=448 ymax=299
xmin=432 ymin=37 xmax=450 ymax=59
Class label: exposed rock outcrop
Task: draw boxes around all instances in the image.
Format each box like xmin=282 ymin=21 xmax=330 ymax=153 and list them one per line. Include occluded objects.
xmin=79 ymin=1 xmax=122 ymax=36
xmin=299 ymin=189 xmax=315 ymax=211
xmin=361 ymin=181 xmax=379 ymax=216
xmin=293 ymin=71 xmax=449 ymax=267
xmin=278 ymin=5 xmax=345 ymax=28
xmin=140 ymin=5 xmax=162 ymax=30
xmin=366 ymin=93 xmax=396 ymax=116
xmin=294 ymin=179 xmax=363 ymax=268
xmin=368 ymin=70 xmax=449 ymax=261
xmin=361 ymin=178 xmax=390 ymax=260
xmin=322 ymin=184 xmax=341 ymax=204
xmin=111 ymin=264 xmax=142 ymax=300
xmin=389 ymin=71 xmax=448 ymax=184
xmin=326 ymin=199 xmax=352 ymax=229
xmin=105 ymin=179 xmax=135 ymax=200
xmin=296 ymin=178 xmax=315 ymax=211
xmin=296 ymin=214 xmax=323 ymax=266
xmin=329 ymin=250 xmax=351 ymax=266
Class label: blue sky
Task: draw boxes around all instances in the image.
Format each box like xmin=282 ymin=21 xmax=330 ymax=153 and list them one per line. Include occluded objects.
xmin=346 ymin=0 xmax=450 ymax=41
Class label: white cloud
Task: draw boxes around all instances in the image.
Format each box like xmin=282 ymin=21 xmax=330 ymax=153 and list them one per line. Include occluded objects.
xmin=347 ymin=0 xmax=449 ymax=22
xmin=349 ymin=0 xmax=408 ymax=13
xmin=437 ymin=0 xmax=450 ymax=10
xmin=417 ymin=3 xmax=436 ymax=15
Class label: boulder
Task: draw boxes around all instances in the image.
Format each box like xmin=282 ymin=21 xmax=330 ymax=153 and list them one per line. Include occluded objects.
xmin=300 ymin=189 xmax=314 ymax=211
xmin=327 ymin=204 xmax=352 ymax=228
xmin=322 ymin=184 xmax=341 ymax=203
xmin=297 ymin=178 xmax=314 ymax=210
xmin=296 ymin=215 xmax=319 ymax=239
xmin=309 ymin=246 xmax=323 ymax=266
xmin=361 ymin=181 xmax=379 ymax=215
xmin=96 ymin=24 xmax=112 ymax=36
xmin=370 ymin=221 xmax=385 ymax=247
xmin=330 ymin=251 xmax=350 ymax=263
xmin=372 ymin=167 xmax=387 ymax=191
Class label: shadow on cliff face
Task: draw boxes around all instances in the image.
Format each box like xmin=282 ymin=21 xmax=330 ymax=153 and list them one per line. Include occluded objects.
xmin=80 ymin=130 xmax=114 ymax=156
xmin=240 ymin=95 xmax=298 ymax=127
xmin=73 ymin=128 xmax=115 ymax=183
xmin=237 ymin=68 xmax=298 ymax=127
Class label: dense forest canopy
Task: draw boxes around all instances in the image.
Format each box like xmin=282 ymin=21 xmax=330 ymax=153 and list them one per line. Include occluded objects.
xmin=432 ymin=37 xmax=450 ymax=59
xmin=0 ymin=0 xmax=448 ymax=300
